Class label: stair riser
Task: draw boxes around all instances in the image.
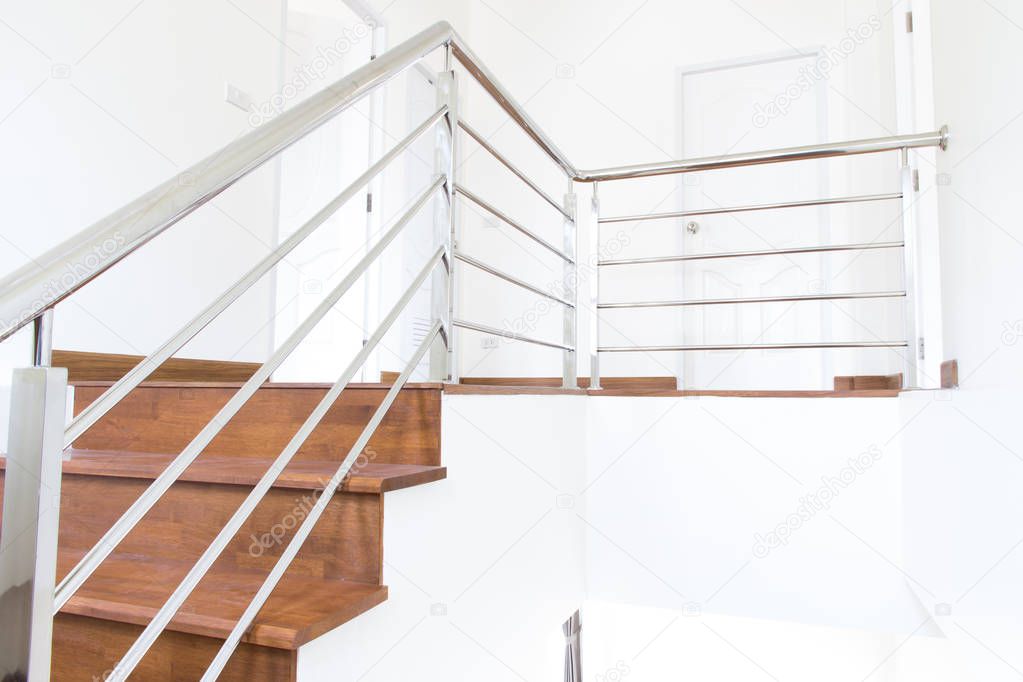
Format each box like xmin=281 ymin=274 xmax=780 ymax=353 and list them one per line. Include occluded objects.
xmin=0 ymin=472 xmax=383 ymax=584
xmin=71 ymin=385 xmax=441 ymax=466
xmin=53 ymin=614 xmax=295 ymax=681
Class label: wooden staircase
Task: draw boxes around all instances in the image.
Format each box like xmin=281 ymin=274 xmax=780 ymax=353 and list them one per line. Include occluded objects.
xmin=0 ymin=379 xmax=445 ymax=680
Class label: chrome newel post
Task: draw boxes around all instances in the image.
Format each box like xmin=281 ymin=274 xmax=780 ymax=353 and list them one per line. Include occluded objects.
xmin=899 ymin=147 xmax=921 ymax=389
xmin=0 ymin=366 xmax=67 ymax=682
xmin=31 ymin=309 xmax=53 ymax=368
xmin=562 ymin=180 xmax=578 ymax=389
xmin=589 ymin=182 xmax=601 ymax=390
xmin=431 ymin=57 xmax=458 ymax=383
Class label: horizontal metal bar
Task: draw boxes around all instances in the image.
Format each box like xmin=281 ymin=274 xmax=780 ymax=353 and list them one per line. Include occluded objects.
xmin=599 ymin=192 xmax=903 ymax=224
xmin=599 ymin=291 xmax=906 ymax=309
xmin=109 ymin=247 xmax=446 ymax=680
xmin=53 ymin=176 xmax=444 ymax=613
xmin=458 ymin=120 xmax=572 ymax=220
xmin=599 ymin=241 xmax=904 ymax=267
xmin=455 ymin=184 xmax=573 ymax=263
xmin=453 ymin=319 xmax=574 ymax=352
xmin=0 ymin=22 xmax=456 ymax=344
xmin=202 ymin=320 xmax=445 ymax=681
xmin=64 ymin=105 xmax=448 ymax=447
xmin=454 ymin=251 xmax=574 ymax=308
xmin=600 ymin=341 xmax=909 ymax=352
xmin=578 ymin=127 xmax=949 ymax=182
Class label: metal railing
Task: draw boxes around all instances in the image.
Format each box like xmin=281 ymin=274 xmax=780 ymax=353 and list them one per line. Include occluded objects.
xmin=0 ymin=19 xmax=947 ymax=681
xmin=586 ymin=131 xmax=947 ymax=390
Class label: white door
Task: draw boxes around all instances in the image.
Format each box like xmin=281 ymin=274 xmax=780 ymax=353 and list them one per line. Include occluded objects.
xmin=680 ymin=53 xmax=829 ymax=389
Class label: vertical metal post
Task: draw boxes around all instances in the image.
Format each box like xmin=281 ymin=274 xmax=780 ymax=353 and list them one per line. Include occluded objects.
xmin=31 ymin=309 xmax=53 ymax=368
xmin=562 ymin=179 xmax=578 ymax=389
xmin=589 ymin=182 xmax=601 ymax=390
xmin=0 ymin=366 xmax=68 ymax=681
xmin=359 ymin=27 xmax=387 ymax=384
xmin=899 ymin=147 xmax=921 ymax=389
xmin=562 ymin=610 xmax=582 ymax=682
xmin=430 ymin=54 xmax=458 ymax=382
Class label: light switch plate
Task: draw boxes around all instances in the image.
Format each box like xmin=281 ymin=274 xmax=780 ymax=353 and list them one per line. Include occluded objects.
xmin=224 ymin=82 xmax=253 ymax=112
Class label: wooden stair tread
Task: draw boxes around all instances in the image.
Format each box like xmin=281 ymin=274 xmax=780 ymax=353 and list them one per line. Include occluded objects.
xmin=0 ymin=449 xmax=446 ymax=494
xmin=58 ymin=550 xmax=387 ymax=649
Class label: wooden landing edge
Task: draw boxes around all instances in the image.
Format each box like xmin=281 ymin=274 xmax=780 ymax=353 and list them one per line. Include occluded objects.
xmin=443 ymin=384 xmax=586 ymax=396
xmin=833 ymin=373 xmax=903 ymax=391
xmin=430 ymin=374 xmax=899 ymax=397
xmin=585 ymin=388 xmax=901 ymax=398
xmin=443 ymin=385 xmax=899 ymax=397
xmin=941 ymin=359 xmax=959 ymax=389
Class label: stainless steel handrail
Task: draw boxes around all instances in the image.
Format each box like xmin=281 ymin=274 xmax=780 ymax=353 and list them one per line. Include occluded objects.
xmin=53 ymin=176 xmax=445 ymax=613
xmin=453 ymin=319 xmax=574 ymax=352
xmin=0 ymin=22 xmax=456 ymax=343
xmin=600 ymin=341 xmax=909 ymax=352
xmin=455 ymin=184 xmax=573 ymax=262
xmin=458 ymin=120 xmax=571 ymax=219
xmin=202 ymin=319 xmax=445 ymax=681
xmin=64 ymin=105 xmax=448 ymax=447
xmin=598 ymin=291 xmax=906 ymax=310
xmin=599 ymin=240 xmax=904 ymax=267
xmin=578 ymin=127 xmax=949 ymax=182
xmin=111 ymin=246 xmax=447 ymax=679
xmin=598 ymin=192 xmax=903 ymax=224
xmin=455 ymin=252 xmax=574 ymax=307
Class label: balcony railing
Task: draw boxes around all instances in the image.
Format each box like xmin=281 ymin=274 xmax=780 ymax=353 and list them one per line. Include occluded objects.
xmin=0 ymin=20 xmax=947 ymax=681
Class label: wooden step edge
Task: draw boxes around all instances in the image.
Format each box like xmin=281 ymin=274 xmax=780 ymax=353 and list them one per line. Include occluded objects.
xmin=0 ymin=450 xmax=447 ymax=495
xmin=53 ymin=350 xmax=262 ymax=384
xmin=62 ymin=573 xmax=388 ymax=649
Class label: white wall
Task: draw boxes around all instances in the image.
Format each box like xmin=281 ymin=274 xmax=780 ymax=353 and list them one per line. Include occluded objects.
xmin=582 ymin=601 xmax=962 ymax=682
xmin=899 ymin=0 xmax=1023 ymax=679
xmin=583 ymin=396 xmax=928 ymax=635
xmin=297 ymin=393 xmax=585 ymax=681
xmin=0 ymin=0 xmax=288 ymax=450
xmin=298 ymin=392 xmax=971 ymax=680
